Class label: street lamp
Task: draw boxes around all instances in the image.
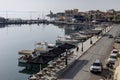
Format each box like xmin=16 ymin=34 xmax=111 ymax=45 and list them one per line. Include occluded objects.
xmin=90 ymin=35 xmax=93 ymax=44
xmin=40 ymin=64 xmax=42 ymax=71
xmin=105 ymin=28 xmax=106 ymax=32
xmin=65 ymin=49 xmax=68 ymax=65
xmin=104 ymin=26 xmax=107 ymax=32
xmin=81 ymin=40 xmax=83 ymax=52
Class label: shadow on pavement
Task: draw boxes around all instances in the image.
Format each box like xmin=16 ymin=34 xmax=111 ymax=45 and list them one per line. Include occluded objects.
xmin=100 ymin=68 xmax=113 ymax=79
xmin=58 ymin=59 xmax=88 ymax=79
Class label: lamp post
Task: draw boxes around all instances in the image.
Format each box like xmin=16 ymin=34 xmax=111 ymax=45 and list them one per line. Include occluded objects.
xmin=40 ymin=64 xmax=41 ymax=71
xmin=104 ymin=26 xmax=107 ymax=32
xmin=81 ymin=40 xmax=83 ymax=52
xmin=105 ymin=28 xmax=106 ymax=32
xmin=65 ymin=49 xmax=68 ymax=65
xmin=90 ymin=35 xmax=93 ymax=44
xmin=89 ymin=13 xmax=93 ymax=45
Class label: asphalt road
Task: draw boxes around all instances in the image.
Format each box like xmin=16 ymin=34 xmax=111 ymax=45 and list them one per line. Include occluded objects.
xmin=58 ymin=24 xmax=120 ymax=80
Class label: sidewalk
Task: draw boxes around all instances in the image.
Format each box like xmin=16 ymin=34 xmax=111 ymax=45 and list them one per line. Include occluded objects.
xmin=57 ymin=25 xmax=112 ymax=78
xmin=73 ymin=25 xmax=112 ymax=60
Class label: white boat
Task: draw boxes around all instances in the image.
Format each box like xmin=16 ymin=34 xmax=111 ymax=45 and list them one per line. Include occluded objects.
xmin=18 ymin=50 xmax=36 ymax=63
xmin=70 ymin=33 xmax=90 ymax=41
xmin=18 ymin=42 xmax=56 ymax=63
xmin=34 ymin=42 xmax=55 ymax=52
xmin=56 ymin=35 xmax=78 ymax=44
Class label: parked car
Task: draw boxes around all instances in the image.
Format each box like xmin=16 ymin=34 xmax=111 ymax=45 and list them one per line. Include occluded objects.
xmin=107 ymin=55 xmax=117 ymax=65
xmin=90 ymin=59 xmax=103 ymax=73
xmin=110 ymin=49 xmax=119 ymax=56
xmin=108 ymin=34 xmax=113 ymax=38
xmin=115 ymin=37 xmax=120 ymax=43
xmin=103 ymin=33 xmax=109 ymax=37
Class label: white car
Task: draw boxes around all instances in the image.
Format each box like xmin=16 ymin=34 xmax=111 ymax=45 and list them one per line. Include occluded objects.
xmin=107 ymin=55 xmax=117 ymax=64
xmin=110 ymin=49 xmax=118 ymax=56
xmin=90 ymin=59 xmax=103 ymax=73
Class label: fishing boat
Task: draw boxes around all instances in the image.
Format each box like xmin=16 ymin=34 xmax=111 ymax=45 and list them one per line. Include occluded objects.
xmin=18 ymin=50 xmax=35 ymax=63
xmin=18 ymin=42 xmax=56 ymax=63
xmin=70 ymin=32 xmax=90 ymax=41
xmin=56 ymin=35 xmax=78 ymax=45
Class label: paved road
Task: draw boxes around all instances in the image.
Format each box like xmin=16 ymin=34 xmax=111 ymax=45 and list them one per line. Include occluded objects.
xmin=58 ymin=24 xmax=120 ymax=80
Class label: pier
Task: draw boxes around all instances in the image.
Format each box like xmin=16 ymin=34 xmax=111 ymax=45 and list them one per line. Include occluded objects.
xmin=0 ymin=19 xmax=90 ymax=26
xmin=0 ymin=16 xmax=93 ymax=26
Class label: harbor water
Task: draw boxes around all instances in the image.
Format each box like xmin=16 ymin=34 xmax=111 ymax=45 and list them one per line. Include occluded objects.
xmin=0 ymin=24 xmax=65 ymax=80
xmin=0 ymin=23 xmax=87 ymax=80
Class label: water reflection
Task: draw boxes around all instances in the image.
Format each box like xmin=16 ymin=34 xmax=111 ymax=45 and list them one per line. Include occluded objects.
xmin=0 ymin=24 xmax=5 ymax=28
xmin=58 ymin=24 xmax=95 ymax=35
xmin=18 ymin=62 xmax=41 ymax=75
xmin=0 ymin=23 xmax=95 ymax=80
xmin=0 ymin=24 xmax=65 ymax=80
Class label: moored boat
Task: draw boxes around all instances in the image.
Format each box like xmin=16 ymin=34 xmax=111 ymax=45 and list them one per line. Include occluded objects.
xmin=18 ymin=50 xmax=35 ymax=63
xmin=18 ymin=42 xmax=56 ymax=63
xmin=70 ymin=32 xmax=90 ymax=41
xmin=56 ymin=35 xmax=79 ymax=45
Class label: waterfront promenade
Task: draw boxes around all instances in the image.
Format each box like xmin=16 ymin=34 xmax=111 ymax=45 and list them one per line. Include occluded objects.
xmin=28 ymin=24 xmax=113 ymax=80
xmin=57 ymin=25 xmax=112 ymax=78
xmin=58 ymin=24 xmax=120 ymax=80
xmin=74 ymin=26 xmax=112 ymax=59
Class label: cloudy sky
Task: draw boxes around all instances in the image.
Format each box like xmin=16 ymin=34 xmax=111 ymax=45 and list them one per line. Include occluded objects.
xmin=0 ymin=0 xmax=119 ymax=18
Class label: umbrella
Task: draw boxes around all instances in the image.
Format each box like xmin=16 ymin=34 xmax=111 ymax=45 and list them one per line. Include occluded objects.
xmin=48 ymin=64 xmax=54 ymax=68
xmin=29 ymin=76 xmax=37 ymax=80
xmin=40 ymin=76 xmax=45 ymax=79
xmin=43 ymin=68 xmax=48 ymax=72
xmin=52 ymin=61 xmax=57 ymax=64
xmin=46 ymin=71 xmax=50 ymax=74
xmin=56 ymin=58 xmax=62 ymax=63
xmin=37 ymin=72 xmax=43 ymax=76
xmin=59 ymin=62 xmax=65 ymax=66
xmin=60 ymin=57 xmax=65 ymax=60
xmin=28 ymin=55 xmax=51 ymax=64
xmin=51 ymin=68 xmax=55 ymax=71
xmin=52 ymin=61 xmax=57 ymax=66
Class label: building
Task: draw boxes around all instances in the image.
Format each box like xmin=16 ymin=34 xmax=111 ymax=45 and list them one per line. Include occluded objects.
xmin=0 ymin=17 xmax=6 ymax=24
xmin=65 ymin=9 xmax=79 ymax=17
xmin=74 ymin=15 xmax=86 ymax=22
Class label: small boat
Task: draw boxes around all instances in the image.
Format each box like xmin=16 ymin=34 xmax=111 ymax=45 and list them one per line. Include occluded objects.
xmin=47 ymin=43 xmax=56 ymax=48
xmin=34 ymin=42 xmax=56 ymax=52
xmin=70 ymin=32 xmax=90 ymax=41
xmin=56 ymin=35 xmax=78 ymax=45
xmin=18 ymin=50 xmax=36 ymax=63
xmin=18 ymin=42 xmax=56 ymax=63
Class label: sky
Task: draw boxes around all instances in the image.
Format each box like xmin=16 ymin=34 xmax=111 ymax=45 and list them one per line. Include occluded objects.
xmin=0 ymin=0 xmax=120 ymax=19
